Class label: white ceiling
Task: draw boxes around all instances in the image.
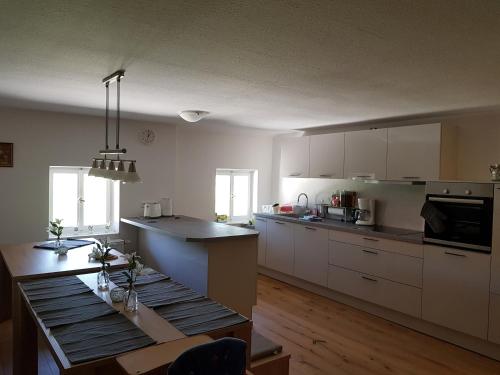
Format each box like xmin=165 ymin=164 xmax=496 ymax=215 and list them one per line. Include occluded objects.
xmin=1 ymin=1 xmax=500 ymax=130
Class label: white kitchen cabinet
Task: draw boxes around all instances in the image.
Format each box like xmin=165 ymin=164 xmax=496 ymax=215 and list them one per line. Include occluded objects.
xmin=490 ymin=185 xmax=500 ymax=294
xmin=254 ymin=217 xmax=267 ymax=266
xmin=344 ymin=128 xmax=387 ymax=180
xmin=293 ymin=225 xmax=329 ymax=286
xmin=387 ymin=123 xmax=441 ymax=181
xmin=266 ymin=220 xmax=295 ymax=274
xmin=309 ymin=133 xmax=345 ymax=179
xmin=422 ymin=245 xmax=491 ymax=339
xmin=280 ymin=137 xmax=310 ymax=178
xmin=328 ymin=265 xmax=422 ymax=317
xmin=329 ymin=240 xmax=423 ymax=288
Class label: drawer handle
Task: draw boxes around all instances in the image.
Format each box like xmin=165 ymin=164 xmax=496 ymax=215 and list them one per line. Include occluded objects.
xmin=445 ymin=251 xmax=466 ymax=257
xmin=362 ymin=249 xmax=378 ymax=255
xmin=319 ymin=174 xmax=334 ymax=178
xmin=274 ymin=221 xmax=286 ymax=225
xmin=289 ymin=173 xmax=302 ymax=177
xmin=305 ymin=226 xmax=317 ymax=231
xmin=361 ymin=275 xmax=378 ymax=282
xmin=362 ymin=237 xmax=379 ymax=242
xmin=356 ymin=175 xmax=372 ymax=178
xmin=402 ymin=176 xmax=420 ymax=179
xmin=256 ymin=218 xmax=266 ymax=222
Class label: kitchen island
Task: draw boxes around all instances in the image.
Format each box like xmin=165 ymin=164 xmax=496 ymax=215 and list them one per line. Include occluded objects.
xmin=121 ymin=216 xmax=258 ymax=317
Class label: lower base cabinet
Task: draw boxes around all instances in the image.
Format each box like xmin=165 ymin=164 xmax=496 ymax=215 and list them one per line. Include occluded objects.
xmin=266 ymin=220 xmax=295 ymax=275
xmin=422 ymin=245 xmax=490 ymax=339
xmin=327 ymin=265 xmax=422 ymax=317
xmin=293 ymin=225 xmax=328 ymax=286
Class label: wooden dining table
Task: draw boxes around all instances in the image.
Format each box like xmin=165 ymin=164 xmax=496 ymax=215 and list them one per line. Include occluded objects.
xmin=0 ymin=239 xmax=129 ymax=375
xmin=18 ymin=272 xmax=252 ymax=374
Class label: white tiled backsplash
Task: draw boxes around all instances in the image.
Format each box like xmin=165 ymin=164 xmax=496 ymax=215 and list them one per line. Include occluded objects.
xmin=279 ymin=178 xmax=426 ymax=231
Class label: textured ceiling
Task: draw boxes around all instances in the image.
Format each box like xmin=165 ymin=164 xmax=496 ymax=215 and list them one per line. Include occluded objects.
xmin=1 ymin=0 xmax=500 ymax=129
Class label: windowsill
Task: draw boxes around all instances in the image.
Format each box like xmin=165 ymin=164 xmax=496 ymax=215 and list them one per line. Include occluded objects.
xmin=49 ymin=231 xmax=119 ymax=240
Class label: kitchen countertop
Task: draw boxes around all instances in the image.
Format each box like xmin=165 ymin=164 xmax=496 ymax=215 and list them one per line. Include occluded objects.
xmin=254 ymin=213 xmax=423 ymax=244
xmin=121 ymin=216 xmax=259 ymax=242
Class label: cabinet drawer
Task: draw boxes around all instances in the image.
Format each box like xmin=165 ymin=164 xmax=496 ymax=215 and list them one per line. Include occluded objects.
xmin=329 ymin=230 xmax=423 ymax=258
xmin=328 ymin=265 xmax=421 ymax=318
xmin=329 ymin=241 xmax=423 ymax=287
xmin=489 ymin=293 xmax=500 ymax=345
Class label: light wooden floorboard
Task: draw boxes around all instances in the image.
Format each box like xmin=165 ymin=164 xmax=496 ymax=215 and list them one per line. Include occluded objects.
xmin=252 ymin=275 xmax=500 ymax=375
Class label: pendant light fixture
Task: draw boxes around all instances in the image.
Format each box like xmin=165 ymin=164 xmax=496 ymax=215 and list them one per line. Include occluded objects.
xmin=88 ymin=70 xmax=141 ymax=183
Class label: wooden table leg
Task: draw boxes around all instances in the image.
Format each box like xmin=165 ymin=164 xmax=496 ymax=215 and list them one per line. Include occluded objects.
xmin=12 ymin=280 xmax=37 ymax=375
xmin=234 ymin=322 xmax=253 ymax=370
xmin=0 ymin=254 xmax=12 ymax=322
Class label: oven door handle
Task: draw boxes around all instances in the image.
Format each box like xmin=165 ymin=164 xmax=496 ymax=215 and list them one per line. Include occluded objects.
xmin=428 ymin=197 xmax=484 ymax=205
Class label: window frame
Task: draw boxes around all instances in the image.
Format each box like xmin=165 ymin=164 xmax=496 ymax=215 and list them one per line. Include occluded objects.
xmin=215 ymin=169 xmax=256 ymax=223
xmin=49 ymin=166 xmax=119 ymax=238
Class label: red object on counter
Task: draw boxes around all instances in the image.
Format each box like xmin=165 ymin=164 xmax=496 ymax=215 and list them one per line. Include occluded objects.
xmin=280 ymin=204 xmax=293 ymax=212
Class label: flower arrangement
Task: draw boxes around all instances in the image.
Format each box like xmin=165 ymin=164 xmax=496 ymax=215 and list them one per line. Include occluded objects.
xmin=122 ymin=252 xmax=143 ymax=312
xmin=89 ymin=239 xmax=113 ymax=289
xmin=48 ymin=219 xmax=64 ymax=243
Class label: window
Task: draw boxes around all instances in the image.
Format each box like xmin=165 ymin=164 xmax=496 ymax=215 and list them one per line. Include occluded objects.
xmin=49 ymin=166 xmax=119 ymax=237
xmin=215 ymin=169 xmax=257 ymax=222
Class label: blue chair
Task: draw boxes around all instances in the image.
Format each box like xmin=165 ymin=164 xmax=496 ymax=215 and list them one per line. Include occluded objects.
xmin=168 ymin=337 xmax=247 ymax=375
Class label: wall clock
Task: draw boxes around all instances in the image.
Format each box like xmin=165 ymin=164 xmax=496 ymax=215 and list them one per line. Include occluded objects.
xmin=139 ymin=129 xmax=156 ymax=145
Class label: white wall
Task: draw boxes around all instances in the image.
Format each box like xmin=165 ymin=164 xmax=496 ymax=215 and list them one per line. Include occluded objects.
xmin=0 ymin=107 xmax=177 ymax=244
xmin=175 ymin=126 xmax=274 ymax=221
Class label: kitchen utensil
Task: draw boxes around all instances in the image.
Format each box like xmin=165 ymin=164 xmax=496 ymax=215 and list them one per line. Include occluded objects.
xmin=143 ymin=202 xmax=162 ymax=218
xmin=490 ymin=164 xmax=500 ymax=181
xmin=355 ymin=198 xmax=376 ymax=226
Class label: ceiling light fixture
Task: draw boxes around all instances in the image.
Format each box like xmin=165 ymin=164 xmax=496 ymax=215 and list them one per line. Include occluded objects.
xmin=88 ymin=70 xmax=141 ymax=183
xmin=179 ymin=110 xmax=209 ymax=123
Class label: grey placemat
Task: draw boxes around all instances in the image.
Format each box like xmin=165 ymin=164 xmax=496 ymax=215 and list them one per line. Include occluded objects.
xmin=51 ymin=314 xmax=155 ymax=364
xmin=31 ymin=292 xmax=106 ymax=314
xmin=39 ymin=302 xmax=118 ymax=328
xmin=178 ymin=314 xmax=249 ymax=336
xmin=21 ymin=276 xmax=84 ymax=291
xmin=23 ymin=284 xmax=93 ymax=301
xmin=109 ymin=270 xmax=170 ymax=287
xmin=33 ymin=239 xmax=95 ymax=250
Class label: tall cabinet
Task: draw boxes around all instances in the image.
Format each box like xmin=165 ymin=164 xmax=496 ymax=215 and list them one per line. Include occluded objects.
xmin=344 ymin=128 xmax=388 ymax=180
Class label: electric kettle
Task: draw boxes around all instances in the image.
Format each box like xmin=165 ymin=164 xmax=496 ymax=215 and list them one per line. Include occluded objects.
xmin=490 ymin=164 xmax=500 ymax=181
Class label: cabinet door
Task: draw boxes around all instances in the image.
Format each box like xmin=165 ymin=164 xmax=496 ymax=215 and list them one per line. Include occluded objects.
xmin=490 ymin=185 xmax=500 ymax=294
xmin=422 ymin=245 xmax=491 ymax=339
xmin=310 ymin=133 xmax=344 ymax=179
xmin=266 ymin=220 xmax=294 ymax=274
xmin=344 ymin=129 xmax=387 ymax=180
xmin=280 ymin=137 xmax=310 ymax=178
xmin=387 ymin=124 xmax=441 ymax=181
xmin=254 ymin=217 xmax=267 ymax=266
xmin=293 ymin=225 xmax=329 ymax=286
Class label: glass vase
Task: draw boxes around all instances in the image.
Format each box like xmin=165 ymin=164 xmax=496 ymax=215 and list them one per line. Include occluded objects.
xmin=123 ymin=286 xmax=138 ymax=312
xmin=97 ymin=267 xmax=110 ymax=290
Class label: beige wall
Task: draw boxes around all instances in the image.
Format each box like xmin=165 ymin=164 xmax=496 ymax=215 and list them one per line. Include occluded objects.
xmin=0 ymin=107 xmax=276 ymax=244
xmin=175 ymin=126 xmax=274 ymax=221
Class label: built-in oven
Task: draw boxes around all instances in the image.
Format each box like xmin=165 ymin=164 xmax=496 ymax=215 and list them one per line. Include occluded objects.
xmin=423 ymin=182 xmax=494 ymax=253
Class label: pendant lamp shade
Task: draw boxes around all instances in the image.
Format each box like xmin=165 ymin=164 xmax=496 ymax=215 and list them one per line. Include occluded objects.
xmin=88 ymin=159 xmax=99 ymax=177
xmin=107 ymin=160 xmax=117 ymax=180
xmin=122 ymin=161 xmax=142 ymax=183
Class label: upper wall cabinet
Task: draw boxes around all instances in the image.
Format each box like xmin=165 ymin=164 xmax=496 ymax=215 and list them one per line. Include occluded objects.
xmin=310 ymin=133 xmax=345 ymax=179
xmin=344 ymin=128 xmax=388 ymax=180
xmin=280 ymin=137 xmax=310 ymax=178
xmin=387 ymin=124 xmax=441 ymax=181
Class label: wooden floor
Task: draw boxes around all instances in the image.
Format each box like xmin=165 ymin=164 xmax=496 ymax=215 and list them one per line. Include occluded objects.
xmin=2 ymin=275 xmax=500 ymax=374
xmin=252 ymin=275 xmax=500 ymax=375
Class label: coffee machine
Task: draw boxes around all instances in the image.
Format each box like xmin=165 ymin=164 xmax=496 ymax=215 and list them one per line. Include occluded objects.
xmin=356 ymin=198 xmax=376 ymax=226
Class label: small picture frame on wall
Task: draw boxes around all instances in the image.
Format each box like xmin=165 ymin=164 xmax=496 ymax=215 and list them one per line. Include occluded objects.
xmin=0 ymin=143 xmax=13 ymax=167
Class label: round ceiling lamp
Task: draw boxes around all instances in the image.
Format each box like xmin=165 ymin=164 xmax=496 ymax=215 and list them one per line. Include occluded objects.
xmin=179 ymin=110 xmax=209 ymax=123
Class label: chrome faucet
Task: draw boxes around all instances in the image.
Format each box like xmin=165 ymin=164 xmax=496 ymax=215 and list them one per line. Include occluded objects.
xmin=297 ymin=193 xmax=309 ymax=208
